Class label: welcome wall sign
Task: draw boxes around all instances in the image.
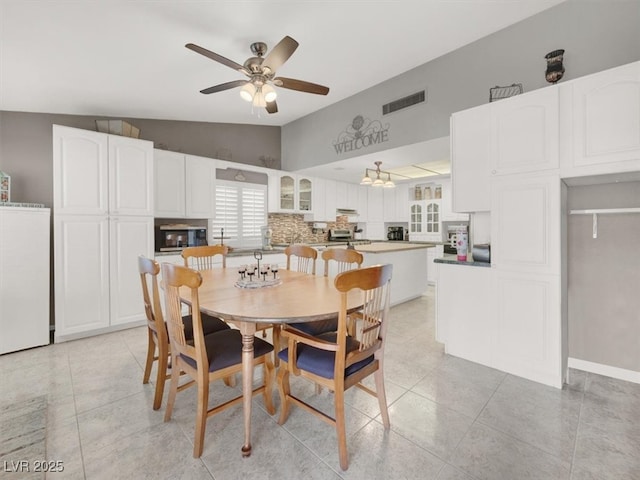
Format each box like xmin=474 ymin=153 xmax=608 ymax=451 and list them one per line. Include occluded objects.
xmin=333 ymin=115 xmax=390 ymax=155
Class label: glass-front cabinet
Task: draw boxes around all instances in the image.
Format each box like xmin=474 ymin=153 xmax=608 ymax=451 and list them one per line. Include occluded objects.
xmin=410 ymin=203 xmax=423 ymax=233
xmin=298 ymin=177 xmax=312 ymax=212
xmin=269 ymin=172 xmax=314 ymax=213
xmin=426 ymin=201 xmax=440 ymax=233
xmin=280 ymin=175 xmax=295 ymax=210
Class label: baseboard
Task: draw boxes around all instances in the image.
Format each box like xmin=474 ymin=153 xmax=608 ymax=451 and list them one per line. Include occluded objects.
xmin=568 ymin=357 xmax=640 ymax=385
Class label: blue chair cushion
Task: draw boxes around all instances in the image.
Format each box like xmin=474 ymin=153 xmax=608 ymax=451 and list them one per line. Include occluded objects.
xmin=181 ymin=329 xmax=274 ymax=372
xmin=278 ymin=332 xmax=374 ymax=379
xmin=182 ymin=313 xmax=230 ymax=340
xmin=287 ymin=317 xmax=338 ymax=336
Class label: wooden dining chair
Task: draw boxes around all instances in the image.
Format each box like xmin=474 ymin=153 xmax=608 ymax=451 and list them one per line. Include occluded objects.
xmin=284 ymin=244 xmax=317 ymax=275
xmin=161 ymin=262 xmax=275 ymax=458
xmin=277 ymin=264 xmax=393 ymax=471
xmin=138 ymin=256 xmax=231 ymax=410
xmin=182 ymin=244 xmax=228 ymax=269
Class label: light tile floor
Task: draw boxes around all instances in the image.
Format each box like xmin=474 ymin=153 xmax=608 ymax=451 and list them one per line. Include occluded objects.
xmin=1 ymin=286 xmax=639 ymax=479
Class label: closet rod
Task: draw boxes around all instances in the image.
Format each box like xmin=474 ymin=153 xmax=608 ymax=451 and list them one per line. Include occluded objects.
xmin=569 ymin=207 xmax=640 ymax=215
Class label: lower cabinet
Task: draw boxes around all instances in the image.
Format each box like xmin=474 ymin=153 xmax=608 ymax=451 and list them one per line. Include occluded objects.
xmin=436 ymin=262 xmax=564 ymax=388
xmin=54 ymin=215 xmax=153 ymax=341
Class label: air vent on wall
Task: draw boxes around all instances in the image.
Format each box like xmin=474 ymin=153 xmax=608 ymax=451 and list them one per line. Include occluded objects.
xmin=382 ymin=90 xmax=426 ymax=115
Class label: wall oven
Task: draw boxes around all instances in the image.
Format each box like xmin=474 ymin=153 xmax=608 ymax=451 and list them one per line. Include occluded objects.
xmin=155 ymin=224 xmax=208 ymax=252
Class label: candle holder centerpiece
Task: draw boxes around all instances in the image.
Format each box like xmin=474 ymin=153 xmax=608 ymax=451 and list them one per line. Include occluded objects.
xmin=234 ymin=251 xmax=282 ymax=289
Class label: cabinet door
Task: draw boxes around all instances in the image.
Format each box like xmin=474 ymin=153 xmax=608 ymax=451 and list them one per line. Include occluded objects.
xmin=367 ymin=187 xmax=383 ymax=222
xmin=451 ymin=105 xmax=491 ymax=212
xmin=0 ymin=208 xmax=50 ymax=354
xmin=357 ymin=185 xmax=369 ymax=222
xmin=325 ymin=180 xmax=337 ymax=220
xmin=54 ymin=216 xmax=110 ymax=339
xmin=53 ymin=125 xmax=108 ymax=215
xmin=347 ymin=184 xmax=359 ymax=211
xmin=154 ymin=149 xmax=185 ymax=217
xmin=491 ymin=87 xmax=559 ymax=175
xmin=394 ymin=184 xmax=409 ymax=222
xmin=298 ymin=177 xmax=312 ymax=212
xmin=492 ymin=270 xmax=562 ymax=388
xmin=109 ymin=135 xmax=154 ymax=216
xmin=440 ymin=177 xmax=469 ymax=221
xmin=109 ymin=216 xmax=154 ymax=326
xmin=383 ymin=188 xmax=396 ymax=221
xmin=570 ymin=61 xmax=640 ymax=170
xmin=185 ymin=155 xmax=216 ymax=218
xmin=491 ymin=173 xmax=560 ymax=275
xmin=279 ymin=174 xmax=295 ymax=211
xmin=409 ymin=202 xmax=423 ymax=234
xmin=335 ymin=181 xmax=348 ymax=210
xmin=311 ymin=177 xmax=326 ymax=220
xmin=425 ymin=201 xmax=441 ymax=235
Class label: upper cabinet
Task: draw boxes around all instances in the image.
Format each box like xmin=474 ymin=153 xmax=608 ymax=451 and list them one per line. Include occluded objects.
xmin=451 ymin=104 xmax=491 ymax=212
xmin=491 ymin=87 xmax=559 ymax=175
xmin=563 ymin=61 xmax=640 ymax=176
xmin=53 ymin=125 xmax=153 ymax=216
xmin=153 ymin=150 xmax=216 ymax=218
xmin=268 ymin=172 xmax=315 ymax=214
xmin=154 ymin=149 xmax=186 ymax=217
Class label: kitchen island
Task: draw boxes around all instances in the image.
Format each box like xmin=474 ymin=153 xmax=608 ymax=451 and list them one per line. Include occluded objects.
xmin=350 ymin=242 xmax=435 ymax=305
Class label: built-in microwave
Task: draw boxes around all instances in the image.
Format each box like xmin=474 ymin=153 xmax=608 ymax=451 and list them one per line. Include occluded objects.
xmin=155 ymin=224 xmax=207 ymax=252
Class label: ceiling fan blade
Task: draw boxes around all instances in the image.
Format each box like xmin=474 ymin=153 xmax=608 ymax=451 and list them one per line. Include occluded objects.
xmin=273 ymin=77 xmax=329 ymax=95
xmin=266 ymin=100 xmax=278 ymax=114
xmin=199 ymin=79 xmax=248 ymax=94
xmin=186 ymin=43 xmax=250 ymax=76
xmin=262 ymin=36 xmax=299 ymax=73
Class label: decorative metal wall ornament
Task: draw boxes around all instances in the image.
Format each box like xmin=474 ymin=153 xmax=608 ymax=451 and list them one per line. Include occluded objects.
xmin=333 ymin=115 xmax=390 ymax=155
xmin=489 ymin=83 xmax=524 ymax=102
xmin=544 ymin=49 xmax=566 ymax=84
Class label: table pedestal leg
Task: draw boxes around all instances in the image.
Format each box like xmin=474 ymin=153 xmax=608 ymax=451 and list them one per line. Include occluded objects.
xmin=239 ymin=323 xmax=256 ymax=457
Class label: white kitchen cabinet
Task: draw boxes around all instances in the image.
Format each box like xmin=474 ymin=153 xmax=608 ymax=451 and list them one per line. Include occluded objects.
xmin=53 ymin=126 xmax=109 ymax=215
xmin=268 ymin=172 xmax=316 ymax=214
xmin=53 ymin=125 xmax=154 ymax=341
xmin=409 ymin=202 xmax=423 ymax=234
xmin=394 ymin=184 xmax=409 ymax=222
xmin=109 ymin=135 xmax=154 ymax=216
xmin=324 ymin=179 xmax=337 ymax=220
xmin=437 ymin=262 xmax=493 ymax=365
xmin=347 ymin=183 xmax=359 ymax=211
xmin=54 ymin=215 xmax=111 ymax=337
xmin=491 ymin=172 xmax=560 ymax=275
xmin=335 ymin=181 xmax=347 ymax=210
xmin=154 ymin=149 xmax=186 ymax=217
xmin=492 ymin=270 xmax=562 ymax=388
xmin=357 ymin=185 xmax=369 ymax=222
xmin=0 ymin=207 xmax=51 ymax=354
xmin=491 ymin=86 xmax=559 ymax=175
xmin=307 ymin=177 xmax=326 ymax=221
xmin=563 ymin=61 xmax=640 ymax=176
xmin=367 ymin=187 xmax=384 ymax=222
xmin=109 ymin=216 xmax=154 ymax=325
xmin=383 ymin=188 xmax=396 ymax=221
xmin=426 ymin=244 xmax=443 ymax=284
xmin=185 ymin=155 xmax=216 ymax=218
xmin=451 ymin=103 xmax=491 ymax=212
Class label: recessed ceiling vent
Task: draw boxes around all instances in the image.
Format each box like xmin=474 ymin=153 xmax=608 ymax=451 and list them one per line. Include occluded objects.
xmin=382 ymin=90 xmax=426 ymax=115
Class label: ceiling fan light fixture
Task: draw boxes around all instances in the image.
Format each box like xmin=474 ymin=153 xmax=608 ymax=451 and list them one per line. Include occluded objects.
xmin=252 ymin=88 xmax=267 ymax=107
xmin=262 ymin=84 xmax=277 ymax=103
xmin=239 ymin=83 xmax=256 ymax=102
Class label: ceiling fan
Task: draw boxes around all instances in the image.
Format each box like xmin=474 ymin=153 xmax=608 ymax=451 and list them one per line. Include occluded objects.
xmin=186 ymin=36 xmax=330 ymax=114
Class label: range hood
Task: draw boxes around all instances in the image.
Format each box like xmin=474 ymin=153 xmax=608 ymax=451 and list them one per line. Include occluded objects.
xmin=336 ymin=208 xmax=358 ymax=216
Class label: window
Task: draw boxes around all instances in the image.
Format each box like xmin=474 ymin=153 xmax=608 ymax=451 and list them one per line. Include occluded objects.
xmin=211 ymin=180 xmax=267 ymax=249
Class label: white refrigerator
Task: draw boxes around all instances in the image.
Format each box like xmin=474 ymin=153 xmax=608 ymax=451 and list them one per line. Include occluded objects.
xmin=0 ymin=206 xmax=51 ymax=354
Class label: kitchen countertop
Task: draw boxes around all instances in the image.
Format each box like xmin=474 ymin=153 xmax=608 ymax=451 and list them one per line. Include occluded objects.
xmin=354 ymin=242 xmax=436 ymax=253
xmin=434 ymin=254 xmax=491 ymax=268
xmin=155 ymin=248 xmax=287 ymax=258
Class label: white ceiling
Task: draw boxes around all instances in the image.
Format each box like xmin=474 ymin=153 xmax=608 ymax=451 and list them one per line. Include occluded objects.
xmin=0 ymin=0 xmax=566 ymax=128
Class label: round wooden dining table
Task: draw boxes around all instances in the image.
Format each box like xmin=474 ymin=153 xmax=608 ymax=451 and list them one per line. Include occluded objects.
xmin=178 ymin=267 xmax=364 ymax=457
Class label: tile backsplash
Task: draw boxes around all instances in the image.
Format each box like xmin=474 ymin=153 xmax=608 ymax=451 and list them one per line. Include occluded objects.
xmin=268 ymin=213 xmax=355 ymax=244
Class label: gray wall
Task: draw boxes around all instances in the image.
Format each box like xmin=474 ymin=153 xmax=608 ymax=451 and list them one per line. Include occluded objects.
xmin=567 ymin=181 xmax=640 ymax=372
xmin=282 ymin=0 xmax=640 ymax=171
xmin=0 ymin=112 xmax=280 ymax=207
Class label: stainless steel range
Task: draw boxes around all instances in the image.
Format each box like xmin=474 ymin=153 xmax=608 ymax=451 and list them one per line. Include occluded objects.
xmin=327 ymin=228 xmax=371 ymax=246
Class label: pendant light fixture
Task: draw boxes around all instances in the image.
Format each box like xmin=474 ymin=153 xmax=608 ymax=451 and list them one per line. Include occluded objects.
xmin=360 ymin=161 xmax=395 ymax=188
